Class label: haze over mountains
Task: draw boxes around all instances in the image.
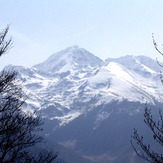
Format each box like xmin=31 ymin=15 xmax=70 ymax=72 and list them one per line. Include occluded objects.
xmin=5 ymin=46 xmax=163 ymax=162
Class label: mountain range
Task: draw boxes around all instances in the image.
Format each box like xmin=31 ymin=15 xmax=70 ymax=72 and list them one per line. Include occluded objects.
xmin=5 ymin=46 xmax=163 ymax=163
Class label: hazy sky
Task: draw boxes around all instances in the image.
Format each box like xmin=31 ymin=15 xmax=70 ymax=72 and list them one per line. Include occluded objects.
xmin=1 ymin=0 xmax=163 ymax=69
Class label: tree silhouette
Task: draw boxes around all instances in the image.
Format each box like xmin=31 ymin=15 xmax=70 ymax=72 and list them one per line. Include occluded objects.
xmin=131 ymin=105 xmax=163 ymax=163
xmin=0 ymin=26 xmax=57 ymax=163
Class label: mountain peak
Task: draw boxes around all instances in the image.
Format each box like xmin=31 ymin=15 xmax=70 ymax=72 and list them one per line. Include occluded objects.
xmin=33 ymin=46 xmax=104 ymax=74
xmin=66 ymin=45 xmax=80 ymax=51
xmin=106 ymin=55 xmax=160 ymax=74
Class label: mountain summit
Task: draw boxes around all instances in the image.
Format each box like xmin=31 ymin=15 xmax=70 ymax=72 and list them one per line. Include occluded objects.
xmin=33 ymin=46 xmax=104 ymax=74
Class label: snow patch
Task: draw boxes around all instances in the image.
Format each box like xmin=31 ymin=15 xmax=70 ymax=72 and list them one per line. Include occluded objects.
xmin=53 ymin=111 xmax=82 ymax=126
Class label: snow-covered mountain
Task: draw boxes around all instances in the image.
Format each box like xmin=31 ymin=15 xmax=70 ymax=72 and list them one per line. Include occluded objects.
xmin=11 ymin=46 xmax=162 ymax=120
xmin=6 ymin=46 xmax=163 ymax=163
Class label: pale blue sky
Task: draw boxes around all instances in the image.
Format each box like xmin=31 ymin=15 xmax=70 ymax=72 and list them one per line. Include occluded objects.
xmin=1 ymin=0 xmax=163 ymax=69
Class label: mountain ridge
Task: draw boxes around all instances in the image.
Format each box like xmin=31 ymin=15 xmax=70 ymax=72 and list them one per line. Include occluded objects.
xmin=5 ymin=46 xmax=162 ymax=123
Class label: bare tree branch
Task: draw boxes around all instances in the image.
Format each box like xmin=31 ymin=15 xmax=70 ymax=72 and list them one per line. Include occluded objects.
xmin=131 ymin=106 xmax=163 ymax=163
xmin=0 ymin=26 xmax=57 ymax=163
